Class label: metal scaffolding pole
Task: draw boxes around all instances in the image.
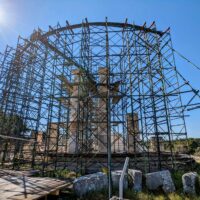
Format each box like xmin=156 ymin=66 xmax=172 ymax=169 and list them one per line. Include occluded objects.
xmin=0 ymin=19 xmax=199 ymax=180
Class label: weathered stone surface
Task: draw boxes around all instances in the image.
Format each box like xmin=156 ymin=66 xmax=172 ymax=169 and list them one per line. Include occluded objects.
xmin=182 ymin=172 xmax=198 ymax=194
xmin=110 ymin=196 xmax=130 ymax=200
xmin=110 ymin=196 xmax=119 ymax=200
xmin=128 ymin=169 xmax=142 ymax=191
xmin=146 ymin=170 xmax=175 ymax=193
xmin=73 ymin=172 xmax=107 ymax=197
xmin=67 ymin=135 xmax=76 ymax=153
xmin=111 ymin=170 xmax=128 ymax=189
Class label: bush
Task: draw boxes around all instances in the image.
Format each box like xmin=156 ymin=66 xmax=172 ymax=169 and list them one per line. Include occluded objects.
xmin=195 ymin=147 xmax=200 ymax=156
xmin=171 ymin=170 xmax=184 ymax=192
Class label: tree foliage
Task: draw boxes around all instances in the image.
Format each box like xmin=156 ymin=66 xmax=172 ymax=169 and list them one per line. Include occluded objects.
xmin=0 ymin=111 xmax=27 ymax=137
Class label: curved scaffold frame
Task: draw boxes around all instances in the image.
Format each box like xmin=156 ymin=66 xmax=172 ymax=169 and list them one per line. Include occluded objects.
xmin=0 ymin=19 xmax=199 ymax=176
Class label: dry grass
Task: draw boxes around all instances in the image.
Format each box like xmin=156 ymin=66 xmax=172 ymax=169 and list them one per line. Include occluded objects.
xmin=193 ymin=156 xmax=200 ymax=164
xmin=79 ymin=189 xmax=200 ymax=200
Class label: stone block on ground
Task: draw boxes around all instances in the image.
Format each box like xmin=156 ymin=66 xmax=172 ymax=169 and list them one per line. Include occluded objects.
xmin=146 ymin=170 xmax=175 ymax=193
xmin=110 ymin=196 xmax=130 ymax=200
xmin=182 ymin=172 xmax=198 ymax=195
xmin=110 ymin=196 xmax=119 ymax=200
xmin=128 ymin=169 xmax=142 ymax=192
xmin=111 ymin=170 xmax=128 ymax=189
xmin=73 ymin=172 xmax=107 ymax=197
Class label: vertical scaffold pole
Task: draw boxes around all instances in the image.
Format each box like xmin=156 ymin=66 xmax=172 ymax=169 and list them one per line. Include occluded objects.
xmin=105 ymin=17 xmax=112 ymax=199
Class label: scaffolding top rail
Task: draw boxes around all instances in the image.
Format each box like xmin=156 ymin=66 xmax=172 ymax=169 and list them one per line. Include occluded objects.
xmin=40 ymin=22 xmax=164 ymax=37
xmin=17 ymin=21 xmax=165 ymax=63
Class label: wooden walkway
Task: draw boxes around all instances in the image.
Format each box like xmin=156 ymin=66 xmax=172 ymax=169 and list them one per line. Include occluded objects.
xmin=0 ymin=170 xmax=70 ymax=200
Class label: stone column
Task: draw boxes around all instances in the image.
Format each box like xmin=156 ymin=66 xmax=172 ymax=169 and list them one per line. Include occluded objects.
xmin=149 ymin=136 xmax=164 ymax=152
xmin=67 ymin=69 xmax=81 ymax=153
xmin=48 ymin=123 xmax=58 ymax=151
xmin=126 ymin=113 xmax=140 ymax=153
xmin=96 ymin=67 xmax=109 ymax=153
xmin=67 ymin=69 xmax=93 ymax=153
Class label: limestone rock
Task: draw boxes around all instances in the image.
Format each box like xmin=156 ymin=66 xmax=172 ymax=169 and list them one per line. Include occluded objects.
xmin=182 ymin=172 xmax=198 ymax=195
xmin=110 ymin=196 xmax=130 ymax=200
xmin=146 ymin=170 xmax=175 ymax=193
xmin=111 ymin=170 xmax=128 ymax=189
xmin=67 ymin=135 xmax=76 ymax=153
xmin=73 ymin=172 xmax=107 ymax=197
xmin=128 ymin=169 xmax=142 ymax=191
xmin=110 ymin=196 xmax=119 ymax=200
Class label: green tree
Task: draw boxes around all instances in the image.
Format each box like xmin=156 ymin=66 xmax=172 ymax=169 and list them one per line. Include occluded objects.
xmin=0 ymin=111 xmax=27 ymax=167
xmin=188 ymin=140 xmax=199 ymax=154
xmin=0 ymin=112 xmax=26 ymax=137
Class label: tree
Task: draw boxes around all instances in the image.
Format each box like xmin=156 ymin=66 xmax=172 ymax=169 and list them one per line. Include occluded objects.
xmin=0 ymin=111 xmax=27 ymax=166
xmin=188 ymin=140 xmax=199 ymax=154
xmin=0 ymin=112 xmax=27 ymax=137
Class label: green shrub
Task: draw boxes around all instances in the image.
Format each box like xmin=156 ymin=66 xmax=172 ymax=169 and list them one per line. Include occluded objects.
xmin=195 ymin=175 xmax=200 ymax=195
xmin=171 ymin=170 xmax=184 ymax=192
xmin=101 ymin=167 xmax=108 ymax=175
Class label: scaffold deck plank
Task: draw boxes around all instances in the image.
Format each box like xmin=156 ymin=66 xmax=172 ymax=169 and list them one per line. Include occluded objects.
xmin=0 ymin=170 xmax=69 ymax=200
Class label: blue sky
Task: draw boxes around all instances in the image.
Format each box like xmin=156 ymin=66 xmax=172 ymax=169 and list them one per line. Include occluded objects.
xmin=0 ymin=0 xmax=200 ymax=138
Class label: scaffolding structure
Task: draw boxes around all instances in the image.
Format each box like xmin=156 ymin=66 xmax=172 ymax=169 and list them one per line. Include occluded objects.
xmin=0 ymin=19 xmax=199 ymax=176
